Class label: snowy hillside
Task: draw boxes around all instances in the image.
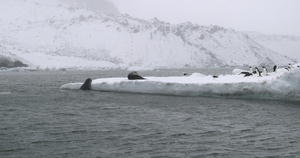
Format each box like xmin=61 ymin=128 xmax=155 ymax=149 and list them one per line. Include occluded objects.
xmin=245 ymin=32 xmax=300 ymax=62
xmin=0 ymin=0 xmax=295 ymax=70
xmin=63 ymin=0 xmax=119 ymax=15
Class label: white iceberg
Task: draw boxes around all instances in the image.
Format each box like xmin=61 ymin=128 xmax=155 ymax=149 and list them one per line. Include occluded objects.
xmin=61 ymin=66 xmax=300 ymax=100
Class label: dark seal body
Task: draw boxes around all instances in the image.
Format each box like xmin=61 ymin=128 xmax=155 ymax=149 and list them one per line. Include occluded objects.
xmin=128 ymin=71 xmax=145 ymax=80
xmin=80 ymin=78 xmax=92 ymax=90
xmin=243 ymin=72 xmax=253 ymax=77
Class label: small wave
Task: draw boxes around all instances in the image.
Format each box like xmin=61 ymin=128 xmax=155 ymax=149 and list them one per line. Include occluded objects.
xmin=0 ymin=147 xmax=26 ymax=153
xmin=0 ymin=92 xmax=11 ymax=95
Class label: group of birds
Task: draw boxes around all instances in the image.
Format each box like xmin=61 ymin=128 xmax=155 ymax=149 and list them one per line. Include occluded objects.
xmin=241 ymin=63 xmax=297 ymax=77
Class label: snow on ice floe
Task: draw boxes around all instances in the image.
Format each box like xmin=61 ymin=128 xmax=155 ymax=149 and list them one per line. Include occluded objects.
xmin=61 ymin=66 xmax=300 ymax=100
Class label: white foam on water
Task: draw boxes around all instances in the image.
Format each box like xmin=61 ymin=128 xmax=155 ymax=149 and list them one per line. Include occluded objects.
xmin=0 ymin=92 xmax=12 ymax=95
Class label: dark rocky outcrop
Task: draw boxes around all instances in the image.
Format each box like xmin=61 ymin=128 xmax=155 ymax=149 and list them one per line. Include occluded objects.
xmin=13 ymin=60 xmax=28 ymax=67
xmin=0 ymin=60 xmax=28 ymax=68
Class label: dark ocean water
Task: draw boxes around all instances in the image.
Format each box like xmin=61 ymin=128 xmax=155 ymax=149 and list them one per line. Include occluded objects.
xmin=1 ymin=69 xmax=300 ymax=158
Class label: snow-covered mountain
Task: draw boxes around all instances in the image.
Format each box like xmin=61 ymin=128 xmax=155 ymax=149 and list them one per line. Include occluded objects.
xmin=63 ymin=0 xmax=119 ymax=15
xmin=0 ymin=0 xmax=295 ymax=70
xmin=245 ymin=32 xmax=300 ymax=62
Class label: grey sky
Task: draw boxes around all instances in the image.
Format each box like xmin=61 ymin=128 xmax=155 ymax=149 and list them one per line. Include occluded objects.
xmin=113 ymin=0 xmax=300 ymax=36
